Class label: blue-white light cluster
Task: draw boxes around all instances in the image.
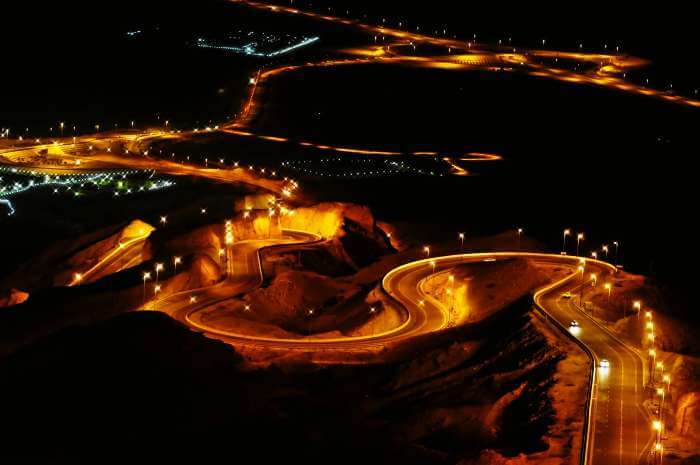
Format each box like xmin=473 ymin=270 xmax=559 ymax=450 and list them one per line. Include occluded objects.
xmin=195 ymin=32 xmax=319 ymax=57
xmin=0 ymin=166 xmax=175 ymax=216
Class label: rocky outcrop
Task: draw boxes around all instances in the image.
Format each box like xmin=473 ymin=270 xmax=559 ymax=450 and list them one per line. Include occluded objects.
xmin=676 ymin=392 xmax=700 ymax=438
xmin=0 ymin=289 xmax=29 ymax=308
xmin=54 ymin=219 xmax=155 ymax=286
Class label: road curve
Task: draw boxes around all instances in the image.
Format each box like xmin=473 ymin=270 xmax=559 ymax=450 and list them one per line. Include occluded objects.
xmin=152 ymin=241 xmax=652 ymax=465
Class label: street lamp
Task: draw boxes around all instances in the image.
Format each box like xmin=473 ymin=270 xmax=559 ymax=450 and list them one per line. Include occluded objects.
xmin=517 ymin=228 xmax=523 ymax=250
xmin=173 ymin=256 xmax=182 ymax=273
xmin=142 ymin=272 xmax=151 ymax=302
xmin=459 ymin=232 xmax=465 ymax=251
xmin=423 ymin=246 xmax=431 ymax=258
xmin=604 ymin=282 xmax=612 ymax=301
xmin=602 ymin=244 xmax=609 ymax=261
xmin=430 ymin=260 xmax=437 ymax=274
xmin=156 ymin=263 xmax=164 ymax=284
xmin=654 ymin=442 xmax=664 ymax=465
xmin=652 ymin=420 xmax=663 ymax=440
xmin=562 ymin=229 xmax=571 ymax=254
xmin=576 ymin=233 xmax=584 ymax=256
xmin=634 ymin=300 xmax=641 ymax=319
xmin=657 ymin=387 xmax=666 ymax=420
xmin=613 ymin=241 xmax=619 ymax=263
xmin=160 ymin=216 xmax=167 ymax=225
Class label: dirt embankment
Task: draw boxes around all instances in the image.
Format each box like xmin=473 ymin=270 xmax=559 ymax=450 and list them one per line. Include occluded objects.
xmin=0 ymin=288 xmax=29 ymax=307
xmin=0 ymin=219 xmax=153 ymax=292
xmin=421 ymin=258 xmax=550 ymax=325
xmin=55 ymin=219 xmax=156 ymax=286
xmin=0 ymin=296 xmax=585 ymax=465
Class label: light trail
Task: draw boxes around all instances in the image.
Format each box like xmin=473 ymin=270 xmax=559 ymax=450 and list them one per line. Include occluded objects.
xmin=68 ymin=229 xmax=154 ymax=287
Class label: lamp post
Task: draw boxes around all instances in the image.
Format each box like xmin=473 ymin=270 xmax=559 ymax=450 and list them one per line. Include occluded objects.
xmin=578 ymin=265 xmax=585 ymax=307
xmin=655 ymin=441 xmax=664 ymax=465
xmin=155 ymin=263 xmax=164 ymax=286
xmin=649 ymin=348 xmax=657 ymax=384
xmin=517 ymin=228 xmax=523 ymax=250
xmin=563 ymin=229 xmax=571 ymax=254
xmin=576 ymin=233 xmax=584 ymax=256
xmin=459 ymin=232 xmax=465 ymax=251
xmin=657 ymin=387 xmax=666 ymax=422
xmin=142 ymin=272 xmax=151 ymax=303
xmin=173 ymin=256 xmax=182 ymax=274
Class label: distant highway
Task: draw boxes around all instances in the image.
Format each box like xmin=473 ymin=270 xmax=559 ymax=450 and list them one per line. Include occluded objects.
xmin=0 ymin=133 xmax=294 ymax=198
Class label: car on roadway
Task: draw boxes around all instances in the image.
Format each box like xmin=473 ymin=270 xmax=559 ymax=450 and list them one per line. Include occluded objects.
xmin=562 ymin=291 xmax=572 ymax=299
xmin=599 ymin=359 xmax=610 ymax=369
xmin=570 ymin=320 xmax=579 ymax=328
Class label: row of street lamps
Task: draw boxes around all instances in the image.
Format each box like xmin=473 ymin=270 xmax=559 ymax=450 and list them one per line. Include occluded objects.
xmin=644 ymin=307 xmax=670 ymax=465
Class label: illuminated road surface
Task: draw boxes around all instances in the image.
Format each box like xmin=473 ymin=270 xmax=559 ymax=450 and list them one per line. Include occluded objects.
xmin=151 ymin=241 xmax=652 ymax=465
xmin=0 ymin=134 xmax=294 ymax=197
xmin=536 ymin=268 xmax=652 ymax=465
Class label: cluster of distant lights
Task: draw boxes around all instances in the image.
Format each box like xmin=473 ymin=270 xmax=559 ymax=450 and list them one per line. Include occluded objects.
xmin=280 ymin=157 xmax=441 ymax=178
xmin=195 ymin=32 xmax=319 ymax=57
xmin=0 ymin=166 xmax=174 ymax=216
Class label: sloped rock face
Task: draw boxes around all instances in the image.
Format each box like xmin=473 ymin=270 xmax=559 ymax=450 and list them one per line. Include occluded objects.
xmin=164 ymin=224 xmax=222 ymax=259
xmin=244 ymin=270 xmax=361 ymax=325
xmin=54 ymin=219 xmax=155 ymax=286
xmin=282 ymin=202 xmax=391 ymax=269
xmin=676 ymin=392 xmax=700 ymax=438
xmin=0 ymin=288 xmax=29 ymax=308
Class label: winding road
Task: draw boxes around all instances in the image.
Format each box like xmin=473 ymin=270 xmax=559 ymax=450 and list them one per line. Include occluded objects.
xmin=142 ymin=222 xmax=653 ymax=465
xmin=1 ymin=1 xmax=662 ymax=462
